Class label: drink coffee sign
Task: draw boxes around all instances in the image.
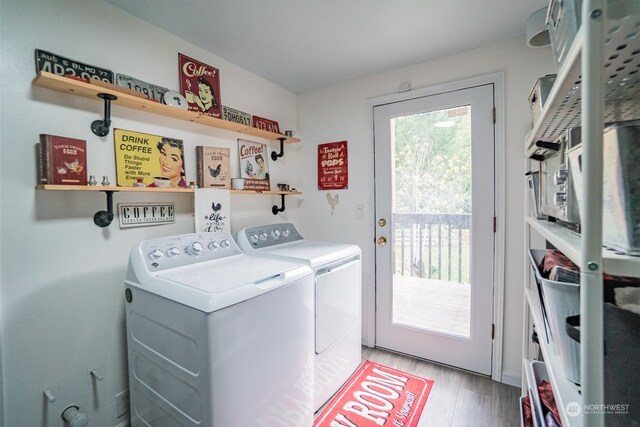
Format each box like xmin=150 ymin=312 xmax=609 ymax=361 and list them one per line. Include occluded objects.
xmin=318 ymin=141 xmax=348 ymax=190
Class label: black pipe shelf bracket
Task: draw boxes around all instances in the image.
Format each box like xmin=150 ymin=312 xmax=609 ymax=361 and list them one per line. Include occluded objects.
xmin=94 ymin=190 xmax=117 ymax=227
xmin=272 ymin=194 xmax=286 ymax=215
xmin=91 ymin=93 xmax=118 ymax=136
xmin=271 ymin=137 xmax=287 ymax=161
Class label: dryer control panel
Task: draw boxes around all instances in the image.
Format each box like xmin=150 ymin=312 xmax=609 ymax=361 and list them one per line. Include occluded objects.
xmin=239 ymin=223 xmax=303 ymax=249
xmin=134 ymin=232 xmax=242 ymax=271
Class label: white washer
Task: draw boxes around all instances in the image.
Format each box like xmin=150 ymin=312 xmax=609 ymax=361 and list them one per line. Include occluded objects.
xmin=237 ymin=223 xmax=362 ymax=412
xmin=124 ymin=231 xmax=315 ymax=427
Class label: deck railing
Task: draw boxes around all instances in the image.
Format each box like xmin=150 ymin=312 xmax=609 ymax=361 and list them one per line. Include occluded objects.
xmin=393 ymin=212 xmax=471 ymax=283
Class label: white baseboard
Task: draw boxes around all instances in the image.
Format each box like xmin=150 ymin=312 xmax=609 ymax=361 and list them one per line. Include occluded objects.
xmin=500 ymin=370 xmax=521 ymax=387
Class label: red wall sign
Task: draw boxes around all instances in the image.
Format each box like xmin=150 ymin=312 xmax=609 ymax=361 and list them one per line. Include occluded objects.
xmin=318 ymin=141 xmax=348 ymax=190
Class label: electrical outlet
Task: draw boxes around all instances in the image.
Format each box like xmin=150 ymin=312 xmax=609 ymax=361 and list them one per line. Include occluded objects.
xmin=115 ymin=390 xmax=130 ymax=419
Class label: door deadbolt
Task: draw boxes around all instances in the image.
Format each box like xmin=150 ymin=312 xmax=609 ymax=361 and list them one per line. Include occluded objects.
xmin=377 ymin=236 xmax=387 ymax=246
xmin=378 ymin=218 xmax=387 ymax=227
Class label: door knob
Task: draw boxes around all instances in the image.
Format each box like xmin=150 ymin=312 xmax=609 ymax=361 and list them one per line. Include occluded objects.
xmin=377 ymin=236 xmax=387 ymax=246
xmin=378 ymin=218 xmax=387 ymax=226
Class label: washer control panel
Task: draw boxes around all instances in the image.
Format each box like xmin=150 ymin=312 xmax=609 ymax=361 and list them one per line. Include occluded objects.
xmin=137 ymin=232 xmax=241 ymax=271
xmin=239 ymin=223 xmax=303 ymax=249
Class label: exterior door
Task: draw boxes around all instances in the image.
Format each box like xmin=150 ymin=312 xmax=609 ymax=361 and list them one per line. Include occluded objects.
xmin=373 ymin=84 xmax=495 ymax=375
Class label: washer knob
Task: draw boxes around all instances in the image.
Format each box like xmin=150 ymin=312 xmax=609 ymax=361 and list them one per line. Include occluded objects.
xmin=149 ymin=249 xmax=164 ymax=260
xmin=186 ymin=242 xmax=203 ymax=256
xmin=208 ymin=241 xmax=220 ymax=250
xmin=220 ymin=239 xmax=231 ymax=248
xmin=271 ymin=229 xmax=281 ymax=239
xmin=259 ymin=232 xmax=268 ymax=241
xmin=167 ymin=247 xmax=180 ymax=257
xmin=282 ymin=229 xmax=291 ymax=237
xmin=249 ymin=233 xmax=259 ymax=243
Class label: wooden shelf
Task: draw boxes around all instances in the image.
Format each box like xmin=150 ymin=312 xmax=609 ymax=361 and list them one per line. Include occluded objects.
xmin=36 ymin=184 xmax=192 ymax=193
xmin=36 ymin=184 xmax=302 ymax=196
xmin=32 ymin=72 xmax=301 ymax=143
xmin=36 ymin=184 xmax=300 ymax=197
xmin=231 ymin=190 xmax=301 ymax=196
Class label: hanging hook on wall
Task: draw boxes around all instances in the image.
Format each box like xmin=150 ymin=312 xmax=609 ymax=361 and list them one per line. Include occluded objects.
xmin=91 ymin=93 xmax=118 ymax=137
xmin=94 ymin=190 xmax=115 ymax=227
xmin=271 ymin=137 xmax=286 ymax=161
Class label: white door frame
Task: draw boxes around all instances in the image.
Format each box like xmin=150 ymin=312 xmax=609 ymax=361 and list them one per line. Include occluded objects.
xmin=366 ymin=73 xmax=505 ymax=382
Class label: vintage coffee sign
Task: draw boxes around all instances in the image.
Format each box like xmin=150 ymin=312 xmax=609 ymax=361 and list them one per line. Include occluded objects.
xmin=238 ymin=139 xmax=270 ymax=191
xmin=178 ymin=53 xmax=222 ymax=118
xmin=318 ymin=140 xmax=348 ymax=190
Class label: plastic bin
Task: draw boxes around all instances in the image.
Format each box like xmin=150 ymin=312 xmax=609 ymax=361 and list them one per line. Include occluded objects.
xmin=529 ymin=249 xmax=581 ymax=384
xmin=527 ymin=361 xmax=552 ymax=427
xmin=566 ymin=303 xmax=640 ymax=426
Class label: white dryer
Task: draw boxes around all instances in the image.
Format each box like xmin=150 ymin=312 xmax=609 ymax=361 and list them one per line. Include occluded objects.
xmin=237 ymin=223 xmax=362 ymax=412
xmin=124 ymin=231 xmax=314 ymax=427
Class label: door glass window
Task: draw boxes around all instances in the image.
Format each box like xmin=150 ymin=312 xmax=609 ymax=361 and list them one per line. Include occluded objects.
xmin=391 ymin=106 xmax=472 ymax=338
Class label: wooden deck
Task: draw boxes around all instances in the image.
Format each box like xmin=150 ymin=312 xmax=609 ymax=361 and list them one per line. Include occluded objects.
xmin=392 ymin=274 xmax=471 ymax=337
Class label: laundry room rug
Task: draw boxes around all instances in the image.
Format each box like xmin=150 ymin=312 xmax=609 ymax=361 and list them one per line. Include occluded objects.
xmin=313 ymin=360 xmax=434 ymax=427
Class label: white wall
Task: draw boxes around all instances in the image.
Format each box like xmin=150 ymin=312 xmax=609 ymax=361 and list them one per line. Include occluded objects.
xmin=296 ymin=37 xmax=555 ymax=384
xmin=0 ymin=0 xmax=300 ymax=425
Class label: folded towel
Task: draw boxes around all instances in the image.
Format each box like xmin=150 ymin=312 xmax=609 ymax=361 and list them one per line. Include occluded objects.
xmin=615 ymin=286 xmax=640 ymax=305
xmin=619 ymin=303 xmax=640 ymax=315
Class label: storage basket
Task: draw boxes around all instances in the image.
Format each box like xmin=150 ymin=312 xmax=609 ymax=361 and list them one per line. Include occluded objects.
xmin=528 ymin=75 xmax=557 ymax=125
xmin=529 ymin=249 xmax=581 ymax=384
xmin=566 ymin=303 xmax=640 ymax=426
xmin=528 ymin=361 xmax=549 ymax=427
xmin=546 ymin=0 xmax=582 ymax=71
xmin=567 ymin=120 xmax=640 ymax=255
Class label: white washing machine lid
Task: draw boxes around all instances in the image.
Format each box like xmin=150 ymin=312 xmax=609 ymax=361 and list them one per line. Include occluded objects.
xmin=127 ymin=255 xmax=312 ymax=313
xmin=243 ymin=240 xmax=360 ymax=269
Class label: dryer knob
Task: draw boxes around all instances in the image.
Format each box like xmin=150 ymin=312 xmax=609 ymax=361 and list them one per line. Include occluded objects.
xmin=208 ymin=241 xmax=220 ymax=250
xmin=149 ymin=249 xmax=164 ymax=260
xmin=220 ymin=239 xmax=231 ymax=248
xmin=282 ymin=229 xmax=291 ymax=237
xmin=186 ymin=242 xmax=203 ymax=256
xmin=249 ymin=233 xmax=259 ymax=243
xmin=259 ymin=232 xmax=268 ymax=241
xmin=271 ymin=229 xmax=281 ymax=239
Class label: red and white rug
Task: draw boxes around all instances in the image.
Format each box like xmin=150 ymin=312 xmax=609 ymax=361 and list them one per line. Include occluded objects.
xmin=313 ymin=360 xmax=434 ymax=427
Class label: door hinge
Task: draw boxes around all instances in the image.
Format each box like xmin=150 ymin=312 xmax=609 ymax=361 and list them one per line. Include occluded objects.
xmin=491 ymin=323 xmax=495 ymax=340
xmin=492 ymin=107 xmax=496 ymax=124
xmin=492 ymin=216 xmax=496 ymax=233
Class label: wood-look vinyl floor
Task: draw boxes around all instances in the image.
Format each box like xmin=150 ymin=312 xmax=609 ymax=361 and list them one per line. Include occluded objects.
xmin=360 ymin=346 xmax=521 ymax=427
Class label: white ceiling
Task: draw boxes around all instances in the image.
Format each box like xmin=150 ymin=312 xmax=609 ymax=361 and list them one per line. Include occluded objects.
xmin=104 ymin=0 xmax=548 ymax=94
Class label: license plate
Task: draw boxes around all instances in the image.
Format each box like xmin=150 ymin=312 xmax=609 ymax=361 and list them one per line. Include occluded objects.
xmin=223 ymin=105 xmax=251 ymax=126
xmin=116 ymin=73 xmax=168 ymax=103
xmin=35 ymin=49 xmax=114 ymax=83
xmin=253 ymin=115 xmax=281 ymax=134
